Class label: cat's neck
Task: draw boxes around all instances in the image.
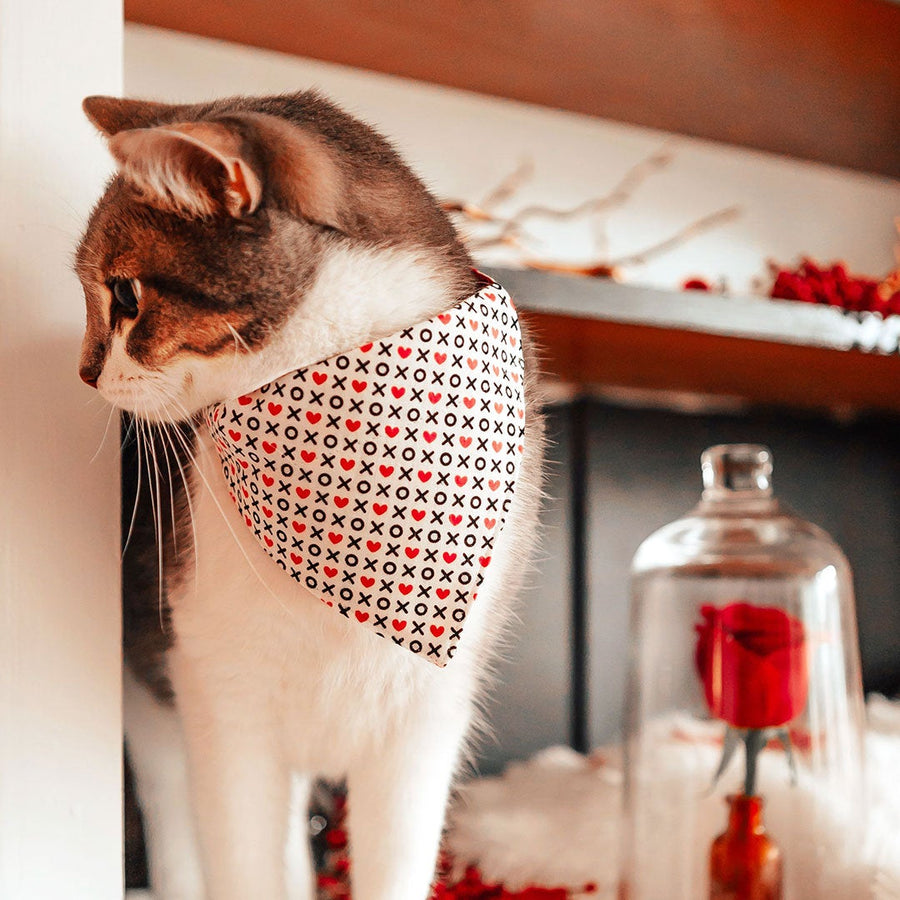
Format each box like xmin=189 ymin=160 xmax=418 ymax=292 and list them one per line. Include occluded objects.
xmin=183 ymin=241 xmax=468 ymax=414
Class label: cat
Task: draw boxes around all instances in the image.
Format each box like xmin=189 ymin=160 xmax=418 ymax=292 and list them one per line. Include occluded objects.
xmin=75 ymin=90 xmax=544 ymax=900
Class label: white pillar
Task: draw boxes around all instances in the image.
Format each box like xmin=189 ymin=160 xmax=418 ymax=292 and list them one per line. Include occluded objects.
xmin=0 ymin=1 xmax=123 ymax=897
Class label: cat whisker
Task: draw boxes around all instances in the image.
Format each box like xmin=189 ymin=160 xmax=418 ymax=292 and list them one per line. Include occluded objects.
xmin=122 ymin=414 xmax=144 ymax=559
xmin=89 ymin=403 xmax=118 ymax=464
xmin=226 ymin=323 xmax=251 ymax=354
xmin=144 ymin=418 xmax=168 ymax=633
xmin=158 ymin=416 xmax=200 ymax=598
xmin=167 ymin=399 xmax=290 ymax=611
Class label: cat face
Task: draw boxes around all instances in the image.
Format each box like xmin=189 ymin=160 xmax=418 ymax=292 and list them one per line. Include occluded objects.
xmin=76 ymin=93 xmax=472 ymax=423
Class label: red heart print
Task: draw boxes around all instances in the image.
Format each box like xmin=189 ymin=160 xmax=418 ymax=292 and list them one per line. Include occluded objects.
xmin=239 ymin=460 xmax=249 ymax=469
xmin=469 ymin=319 xmax=478 ymax=330
xmin=346 ymin=419 xmax=361 ymax=431
xmin=489 ymin=480 xmax=500 ymax=490
xmin=380 ymin=465 xmax=394 ymax=477
xmin=291 ymin=553 xmax=303 ymax=565
xmin=301 ymin=450 xmax=316 ymax=463
xmin=334 ymin=496 xmax=349 ymax=508
xmin=460 ymin=436 xmax=472 ymax=448
xmin=434 ymin=352 xmax=447 ymax=363
xmin=229 ymin=429 xmax=241 ymax=441
xmin=263 ymin=441 xmax=277 ymax=454
xmin=399 ymin=584 xmax=413 ymax=595
xmin=443 ymin=552 xmax=457 ymax=563
xmin=455 ymin=475 xmax=467 ymax=487
xmin=340 ymin=458 xmax=355 ymax=471
xmin=328 ymin=532 xmax=343 ymax=544
xmin=438 ymin=313 xmax=451 ymax=324
xmin=430 ymin=625 xmax=445 ymax=637
xmin=264 ymin=536 xmax=274 ymax=547
xmin=424 ymin=431 xmax=436 ymax=443
xmin=392 ymin=386 xmax=405 ymax=398
xmin=392 ymin=619 xmax=407 ymax=631
xmin=405 ymin=547 xmax=419 ymax=559
xmin=484 ymin=518 xmax=496 ymax=529
xmin=479 ymin=556 xmax=491 ymax=567
xmin=361 ymin=576 xmax=375 ymax=588
xmin=262 ymin=506 xmax=273 ymax=518
xmin=366 ymin=540 xmax=381 ymax=552
xmin=355 ymin=610 xmax=369 ymax=622
xmin=296 ymin=487 xmax=310 ymax=499
xmin=436 ymin=588 xmax=450 ymax=600
xmin=306 ymin=412 xmax=321 ymax=424
xmin=245 ymin=515 xmax=252 ymax=527
xmin=359 ymin=341 xmax=374 ymax=352
xmin=412 ymin=509 xmax=426 ymax=521
xmin=312 ymin=372 xmax=327 ymax=385
xmin=352 ymin=380 xmax=367 ymax=392
xmin=323 ymin=599 xmax=334 ymax=607
xmin=385 ymin=425 xmax=399 ymax=438
xmin=324 ymin=566 xmax=338 ymax=578
xmin=238 ymin=395 xmax=252 ymax=406
xmin=492 ymin=441 xmax=503 ymax=452
xmin=242 ymin=487 xmax=249 ymax=497
xmin=467 ymin=358 xmax=478 ymax=369
xmin=373 ymin=503 xmax=387 ymax=515
xmin=418 ymin=471 xmax=431 ymax=482
xmin=292 ymin=521 xmax=306 ymax=533
xmin=494 ymin=402 xmax=503 ymax=414
xmin=263 ymin=474 xmax=274 ymax=487
xmin=428 ymin=392 xmax=441 ymax=403
xmin=463 ymin=397 xmax=476 ymax=409
xmin=449 ymin=514 xmax=462 ymax=525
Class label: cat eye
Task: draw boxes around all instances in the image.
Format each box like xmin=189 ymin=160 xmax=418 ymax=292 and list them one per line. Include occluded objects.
xmin=110 ymin=278 xmax=141 ymax=315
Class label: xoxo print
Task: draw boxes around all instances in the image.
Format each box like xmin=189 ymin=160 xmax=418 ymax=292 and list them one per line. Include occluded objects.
xmin=207 ymin=280 xmax=526 ymax=666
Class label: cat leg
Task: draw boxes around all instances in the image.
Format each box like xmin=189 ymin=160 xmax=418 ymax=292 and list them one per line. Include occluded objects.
xmin=347 ymin=708 xmax=468 ymax=900
xmin=285 ymin=774 xmax=316 ymax=900
xmin=123 ymin=666 xmax=205 ymax=900
xmin=171 ymin=656 xmax=292 ymax=900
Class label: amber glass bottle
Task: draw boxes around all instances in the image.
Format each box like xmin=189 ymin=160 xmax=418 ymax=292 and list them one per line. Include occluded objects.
xmin=709 ymin=795 xmax=782 ymax=899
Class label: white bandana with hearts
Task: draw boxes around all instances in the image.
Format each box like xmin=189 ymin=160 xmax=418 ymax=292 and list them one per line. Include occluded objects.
xmin=206 ymin=278 xmax=525 ymax=667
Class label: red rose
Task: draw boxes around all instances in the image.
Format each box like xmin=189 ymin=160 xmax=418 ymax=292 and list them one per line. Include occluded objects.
xmin=695 ymin=602 xmax=808 ymax=729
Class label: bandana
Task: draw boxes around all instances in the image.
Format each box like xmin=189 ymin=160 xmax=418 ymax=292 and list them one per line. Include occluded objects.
xmin=206 ymin=277 xmax=525 ymax=666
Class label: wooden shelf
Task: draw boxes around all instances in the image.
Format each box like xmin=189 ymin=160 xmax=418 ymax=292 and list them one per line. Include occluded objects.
xmin=496 ymin=268 xmax=900 ymax=414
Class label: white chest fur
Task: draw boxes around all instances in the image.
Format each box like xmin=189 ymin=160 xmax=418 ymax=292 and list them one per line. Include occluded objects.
xmin=169 ymin=430 xmax=483 ymax=778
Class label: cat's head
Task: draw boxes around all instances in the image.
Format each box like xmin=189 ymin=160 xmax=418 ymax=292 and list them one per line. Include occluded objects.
xmin=76 ymin=92 xmax=474 ymax=423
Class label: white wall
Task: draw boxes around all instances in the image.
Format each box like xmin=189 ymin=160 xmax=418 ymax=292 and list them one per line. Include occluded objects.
xmin=124 ymin=24 xmax=900 ymax=296
xmin=0 ymin=1 xmax=123 ymax=897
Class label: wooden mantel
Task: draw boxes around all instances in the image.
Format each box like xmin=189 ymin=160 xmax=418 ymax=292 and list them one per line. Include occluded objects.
xmin=125 ymin=0 xmax=900 ymax=178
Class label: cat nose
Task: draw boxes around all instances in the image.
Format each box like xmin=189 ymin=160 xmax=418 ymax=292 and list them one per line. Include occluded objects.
xmin=80 ymin=367 xmax=99 ymax=388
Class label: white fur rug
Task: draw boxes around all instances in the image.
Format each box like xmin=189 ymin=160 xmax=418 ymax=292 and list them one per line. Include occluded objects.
xmin=447 ymin=695 xmax=900 ymax=900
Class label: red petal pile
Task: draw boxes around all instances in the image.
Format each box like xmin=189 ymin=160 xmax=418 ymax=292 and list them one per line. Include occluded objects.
xmin=770 ymin=259 xmax=900 ymax=317
xmin=315 ymin=816 xmax=596 ymax=899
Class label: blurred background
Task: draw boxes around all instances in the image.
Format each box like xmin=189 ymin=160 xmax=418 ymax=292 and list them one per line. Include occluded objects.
xmin=119 ymin=2 xmax=900 ymax=775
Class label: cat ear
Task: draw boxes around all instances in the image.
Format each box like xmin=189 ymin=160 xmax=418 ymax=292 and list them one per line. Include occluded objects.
xmin=108 ymin=122 xmax=263 ymax=218
xmin=82 ymin=96 xmax=177 ymax=137
xmin=234 ymin=113 xmax=346 ymax=231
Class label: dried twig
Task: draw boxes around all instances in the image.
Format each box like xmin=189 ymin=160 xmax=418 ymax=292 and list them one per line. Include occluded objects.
xmin=610 ymin=205 xmax=741 ymax=268
xmin=520 ymin=205 xmax=741 ymax=279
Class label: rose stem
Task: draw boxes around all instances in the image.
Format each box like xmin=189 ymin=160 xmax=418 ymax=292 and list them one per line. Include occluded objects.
xmin=744 ymin=729 xmax=764 ymax=796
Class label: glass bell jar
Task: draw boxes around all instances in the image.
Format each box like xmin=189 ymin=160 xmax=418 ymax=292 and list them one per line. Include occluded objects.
xmin=620 ymin=444 xmax=866 ymax=900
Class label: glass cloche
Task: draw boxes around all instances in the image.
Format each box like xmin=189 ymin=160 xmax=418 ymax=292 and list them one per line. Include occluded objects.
xmin=620 ymin=445 xmax=866 ymax=900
